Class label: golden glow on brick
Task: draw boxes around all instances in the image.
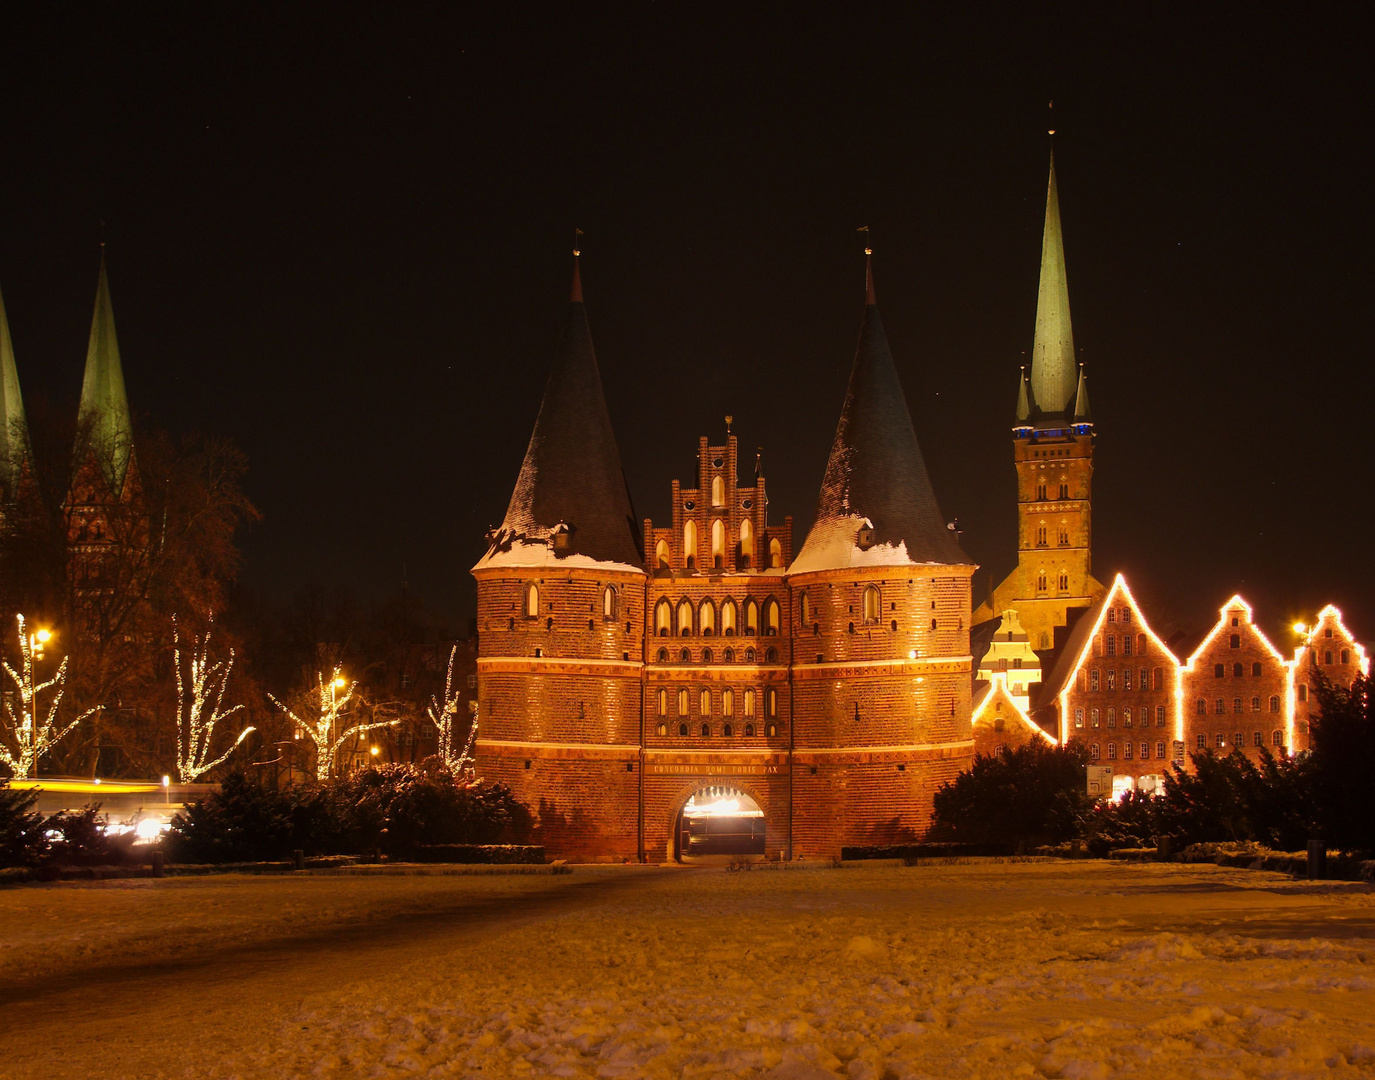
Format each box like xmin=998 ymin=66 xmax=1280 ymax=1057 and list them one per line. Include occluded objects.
xmin=972 ymin=671 xmax=1056 ymax=745
xmin=1055 ymin=573 xmax=1182 ymax=746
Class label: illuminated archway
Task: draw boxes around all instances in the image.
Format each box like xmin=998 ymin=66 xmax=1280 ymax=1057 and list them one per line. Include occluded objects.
xmin=673 ymin=785 xmax=765 ymax=861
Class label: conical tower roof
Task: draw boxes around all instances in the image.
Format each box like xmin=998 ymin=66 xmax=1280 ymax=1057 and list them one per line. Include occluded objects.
xmin=0 ymin=284 xmax=31 ymax=494
xmin=1029 ymin=152 xmax=1078 ymax=417
xmin=791 ymin=257 xmax=970 ymax=574
xmin=1073 ymin=365 xmax=1091 ymax=421
xmin=475 ymin=256 xmax=642 ymax=571
xmin=1014 ymin=367 xmax=1031 ymax=424
xmin=77 ymin=253 xmax=134 ymax=492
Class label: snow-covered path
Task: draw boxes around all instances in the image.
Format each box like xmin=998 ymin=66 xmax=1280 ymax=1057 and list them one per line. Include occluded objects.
xmin=4 ymin=861 xmax=1374 ymax=1079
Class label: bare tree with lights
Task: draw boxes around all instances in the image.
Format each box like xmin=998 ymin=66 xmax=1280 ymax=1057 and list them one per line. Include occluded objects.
xmin=427 ymin=644 xmax=479 ymax=782
xmin=268 ymin=666 xmax=398 ymax=780
xmin=0 ymin=615 xmax=95 ymax=780
xmin=172 ymin=614 xmax=255 ymax=782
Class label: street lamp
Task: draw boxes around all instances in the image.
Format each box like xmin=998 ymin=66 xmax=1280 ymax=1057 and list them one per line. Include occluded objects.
xmin=30 ymin=626 xmax=52 ymax=661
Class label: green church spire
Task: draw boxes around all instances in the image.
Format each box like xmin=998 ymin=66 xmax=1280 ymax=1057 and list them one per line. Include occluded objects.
xmin=1029 ymin=151 xmax=1078 ymax=417
xmin=0 ymin=284 xmax=32 ymax=494
xmin=78 ymin=252 xmax=134 ymax=492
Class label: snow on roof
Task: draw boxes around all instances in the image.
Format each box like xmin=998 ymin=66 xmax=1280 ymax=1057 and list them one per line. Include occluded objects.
xmin=787 ymin=515 xmax=952 ymax=575
xmin=472 ymin=533 xmax=643 ymax=575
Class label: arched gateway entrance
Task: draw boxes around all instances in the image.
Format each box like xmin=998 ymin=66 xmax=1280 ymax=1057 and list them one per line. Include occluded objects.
xmin=673 ymin=786 xmax=766 ymax=861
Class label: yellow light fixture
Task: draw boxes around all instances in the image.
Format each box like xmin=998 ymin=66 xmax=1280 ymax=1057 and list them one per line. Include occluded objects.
xmin=333 ymin=677 xmax=347 ymax=689
xmin=35 ymin=628 xmax=52 ymax=644
xmin=369 ymin=746 xmax=380 ymax=756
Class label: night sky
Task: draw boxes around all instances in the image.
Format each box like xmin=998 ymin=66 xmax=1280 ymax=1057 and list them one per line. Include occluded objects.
xmin=1 ymin=7 xmax=1370 ymax=646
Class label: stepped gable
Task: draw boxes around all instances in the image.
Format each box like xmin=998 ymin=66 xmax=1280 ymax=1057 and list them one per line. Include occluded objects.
xmin=77 ymin=253 xmax=135 ymax=493
xmin=1028 ymin=151 xmax=1078 ymax=418
xmin=0 ymin=284 xmax=31 ymax=493
xmin=476 ymin=256 xmax=642 ymax=571
xmin=791 ymin=256 xmax=970 ymax=574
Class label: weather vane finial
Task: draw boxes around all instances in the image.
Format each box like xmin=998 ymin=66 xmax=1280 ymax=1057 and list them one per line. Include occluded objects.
xmin=725 ymin=414 xmax=733 ymax=434
xmin=1047 ymin=99 xmax=1056 ymax=137
xmin=573 ymin=226 xmax=583 ymax=257
xmin=857 ymin=224 xmax=871 ymax=256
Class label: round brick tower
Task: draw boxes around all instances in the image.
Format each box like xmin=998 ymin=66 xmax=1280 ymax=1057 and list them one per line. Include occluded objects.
xmin=787 ymin=255 xmax=977 ymax=857
xmin=472 ymin=255 xmax=646 ymax=861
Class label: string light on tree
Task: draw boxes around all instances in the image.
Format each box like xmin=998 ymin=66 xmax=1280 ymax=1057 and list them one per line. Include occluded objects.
xmin=427 ymin=645 xmax=479 ymax=782
xmin=172 ymin=613 xmax=255 ymax=783
xmin=268 ymin=666 xmax=397 ymax=779
xmin=0 ymin=615 xmax=95 ymax=781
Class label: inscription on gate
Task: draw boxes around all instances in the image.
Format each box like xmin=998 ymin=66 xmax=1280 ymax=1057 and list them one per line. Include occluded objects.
xmin=651 ymin=763 xmax=780 ymax=776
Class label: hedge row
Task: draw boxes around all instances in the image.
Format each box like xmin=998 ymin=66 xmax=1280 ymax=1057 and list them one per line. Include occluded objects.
xmin=841 ymin=842 xmax=1013 ymax=861
xmin=409 ymin=844 xmax=546 ymax=864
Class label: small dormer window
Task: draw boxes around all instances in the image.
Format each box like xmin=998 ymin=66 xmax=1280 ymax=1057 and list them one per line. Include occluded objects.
xmin=856 ymin=522 xmax=875 ymax=550
xmin=551 ymin=523 xmax=572 ymax=551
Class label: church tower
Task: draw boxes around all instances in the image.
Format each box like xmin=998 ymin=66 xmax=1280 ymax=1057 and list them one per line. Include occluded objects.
xmin=975 ymin=154 xmax=1104 ymax=650
xmin=0 ymin=283 xmax=33 ymax=503
xmin=67 ymin=252 xmax=140 ymax=605
xmin=787 ymin=255 xmax=977 ymax=855
xmin=472 ymin=253 xmax=647 ymax=860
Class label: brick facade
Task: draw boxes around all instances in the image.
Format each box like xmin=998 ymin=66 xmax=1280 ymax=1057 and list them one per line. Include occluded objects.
xmin=1042 ymin=575 xmax=1183 ymax=780
xmin=1292 ymin=606 xmax=1369 ymax=753
xmin=1180 ymin=597 xmax=1290 ymax=762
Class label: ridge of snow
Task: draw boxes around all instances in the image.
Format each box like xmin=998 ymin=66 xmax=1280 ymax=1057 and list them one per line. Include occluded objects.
xmin=472 ymin=535 xmax=643 ymax=575
xmin=789 ymin=515 xmax=944 ymax=575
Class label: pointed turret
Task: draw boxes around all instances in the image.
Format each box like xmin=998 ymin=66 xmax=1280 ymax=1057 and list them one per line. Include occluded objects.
xmin=0 ymin=284 xmax=32 ymax=495
xmin=1073 ymin=365 xmax=1091 ymax=422
xmin=1014 ymin=367 xmax=1031 ymax=426
xmin=77 ymin=253 xmax=134 ymax=493
xmin=476 ymin=254 xmax=641 ymax=569
xmin=1029 ymin=152 xmax=1078 ymax=417
xmin=791 ymin=255 xmax=970 ymax=573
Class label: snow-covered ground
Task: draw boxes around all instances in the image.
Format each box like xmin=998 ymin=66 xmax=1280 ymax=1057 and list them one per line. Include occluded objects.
xmin=5 ymin=860 xmax=1375 ymax=1079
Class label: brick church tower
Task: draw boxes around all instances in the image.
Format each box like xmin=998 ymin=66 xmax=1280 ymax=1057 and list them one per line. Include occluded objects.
xmin=472 ymin=255 xmax=647 ymax=860
xmin=787 ymin=256 xmax=977 ymax=853
xmin=975 ymin=153 xmax=1105 ymax=649
xmin=67 ymin=253 xmax=141 ymax=611
xmin=0 ymin=283 xmax=33 ymax=508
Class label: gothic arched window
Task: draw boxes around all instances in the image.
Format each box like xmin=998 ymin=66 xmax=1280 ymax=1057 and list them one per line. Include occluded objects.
xmin=763 ymin=598 xmax=780 ymax=636
xmin=722 ymin=599 xmax=737 ymax=636
xmin=525 ymin=583 xmax=540 ymax=618
xmin=700 ymin=599 xmax=716 ymax=636
xmin=683 ymin=520 xmax=697 ymax=569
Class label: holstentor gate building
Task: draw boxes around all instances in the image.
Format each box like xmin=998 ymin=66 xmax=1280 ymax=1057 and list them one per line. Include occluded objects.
xmin=473 ymin=236 xmax=982 ymax=861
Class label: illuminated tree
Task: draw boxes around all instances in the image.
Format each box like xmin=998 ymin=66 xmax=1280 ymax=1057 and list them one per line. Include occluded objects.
xmin=268 ymin=667 xmax=397 ymax=780
xmin=173 ymin=614 xmax=255 ymax=782
xmin=0 ymin=615 xmax=94 ymax=780
xmin=427 ymin=644 xmax=478 ymax=781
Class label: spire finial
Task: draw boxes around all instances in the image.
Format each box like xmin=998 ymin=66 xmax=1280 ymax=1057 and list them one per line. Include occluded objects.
xmin=858 ymin=226 xmax=875 ymax=305
xmin=725 ymin=414 xmax=733 ymax=435
xmin=1047 ymin=98 xmax=1056 ymax=137
xmin=570 ymin=228 xmax=584 ymax=303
